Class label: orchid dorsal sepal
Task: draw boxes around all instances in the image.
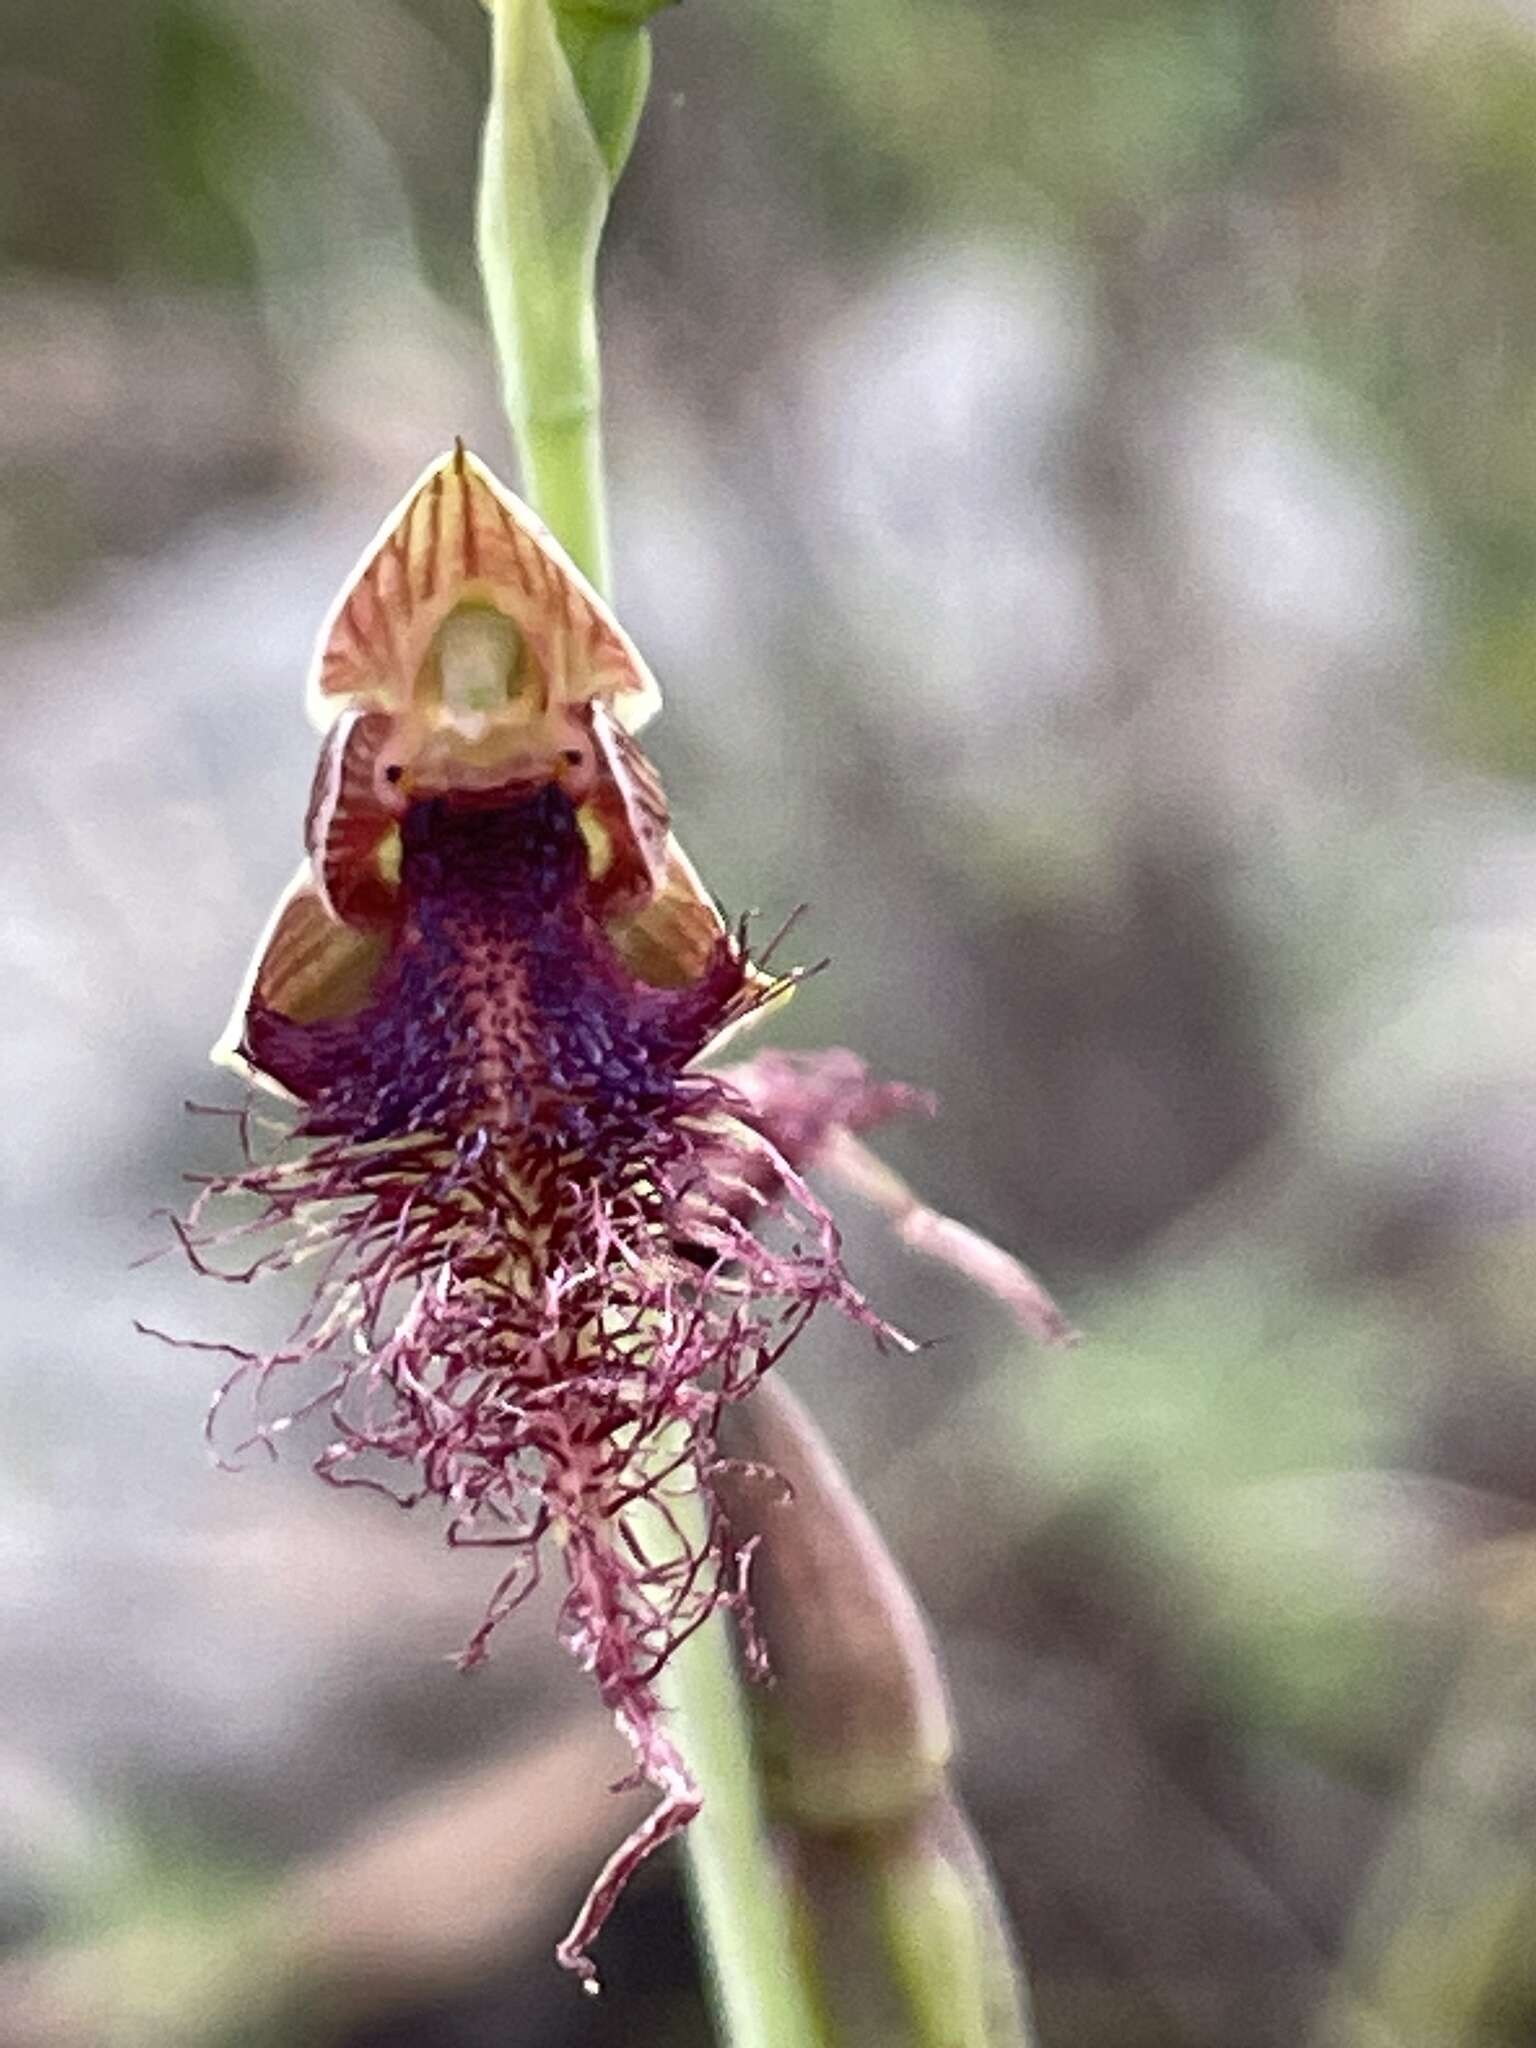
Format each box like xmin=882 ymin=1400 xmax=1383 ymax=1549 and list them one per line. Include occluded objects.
xmin=305 ymin=441 xmax=661 ymax=737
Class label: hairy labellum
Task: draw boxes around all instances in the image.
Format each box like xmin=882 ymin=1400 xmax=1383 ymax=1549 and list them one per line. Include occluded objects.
xmin=179 ymin=782 xmax=897 ymax=1983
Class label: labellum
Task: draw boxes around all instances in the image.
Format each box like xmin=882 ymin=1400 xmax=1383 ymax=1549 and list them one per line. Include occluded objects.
xmin=182 ymin=448 xmax=906 ymax=1984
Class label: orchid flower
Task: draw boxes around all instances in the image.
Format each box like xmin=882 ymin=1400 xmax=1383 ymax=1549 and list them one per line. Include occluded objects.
xmin=175 ymin=448 xmax=931 ymax=1981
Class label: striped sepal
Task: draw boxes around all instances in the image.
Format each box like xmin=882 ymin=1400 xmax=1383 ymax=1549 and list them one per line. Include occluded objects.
xmin=306 ymin=442 xmax=662 ymax=734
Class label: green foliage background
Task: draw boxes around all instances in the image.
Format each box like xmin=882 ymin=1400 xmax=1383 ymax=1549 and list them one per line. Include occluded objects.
xmin=3 ymin=3 xmax=1536 ymax=2044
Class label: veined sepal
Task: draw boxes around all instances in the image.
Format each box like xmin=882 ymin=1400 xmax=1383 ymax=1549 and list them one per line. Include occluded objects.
xmin=305 ymin=442 xmax=661 ymax=735
xmin=210 ymin=863 xmax=386 ymax=1094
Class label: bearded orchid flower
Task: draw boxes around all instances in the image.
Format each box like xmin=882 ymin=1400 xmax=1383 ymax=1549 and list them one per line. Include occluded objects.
xmin=170 ymin=448 xmax=930 ymax=1984
xmin=161 ymin=3 xmax=1066 ymax=2025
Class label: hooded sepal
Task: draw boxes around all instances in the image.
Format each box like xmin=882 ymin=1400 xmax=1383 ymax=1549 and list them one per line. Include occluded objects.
xmin=305 ymin=442 xmax=661 ymax=734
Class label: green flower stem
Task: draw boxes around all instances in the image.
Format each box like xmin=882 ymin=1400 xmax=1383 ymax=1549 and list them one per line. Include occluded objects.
xmin=477 ymin=0 xmax=622 ymax=587
xmin=475 ymin=7 xmax=828 ymax=2039
xmin=659 ymin=1491 xmax=833 ymax=2048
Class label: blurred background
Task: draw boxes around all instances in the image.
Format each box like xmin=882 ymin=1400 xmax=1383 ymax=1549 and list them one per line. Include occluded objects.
xmin=5 ymin=0 xmax=1536 ymax=2041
